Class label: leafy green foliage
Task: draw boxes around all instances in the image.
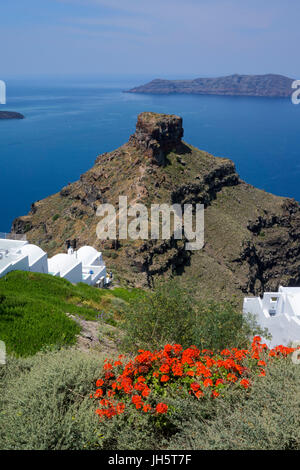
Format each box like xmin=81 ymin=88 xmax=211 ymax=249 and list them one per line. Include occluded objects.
xmin=167 ymin=357 xmax=300 ymax=450
xmin=121 ymin=281 xmax=269 ymax=352
xmin=0 ymin=350 xmax=102 ymax=450
xmin=0 ymin=271 xmax=143 ymax=357
xmin=110 ymin=287 xmax=145 ymax=303
xmin=0 ymin=348 xmax=299 ymax=450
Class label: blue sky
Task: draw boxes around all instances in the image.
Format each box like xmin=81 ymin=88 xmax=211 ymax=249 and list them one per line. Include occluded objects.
xmin=1 ymin=0 xmax=299 ymax=78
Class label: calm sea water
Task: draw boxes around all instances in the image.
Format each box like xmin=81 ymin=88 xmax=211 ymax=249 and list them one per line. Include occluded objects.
xmin=1 ymin=76 xmax=300 ymax=231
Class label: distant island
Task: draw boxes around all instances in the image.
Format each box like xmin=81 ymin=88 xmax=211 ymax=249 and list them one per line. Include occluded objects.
xmin=0 ymin=111 xmax=24 ymax=120
xmin=125 ymin=74 xmax=294 ymax=98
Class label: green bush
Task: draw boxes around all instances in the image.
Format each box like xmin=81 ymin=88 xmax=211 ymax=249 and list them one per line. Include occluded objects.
xmin=103 ymin=251 xmax=118 ymax=259
xmin=0 ymin=349 xmax=168 ymax=450
xmin=0 ymin=349 xmax=102 ymax=450
xmin=1 ymin=348 xmax=299 ymax=450
xmin=167 ymin=356 xmax=300 ymax=450
xmin=121 ymin=281 xmax=268 ymax=352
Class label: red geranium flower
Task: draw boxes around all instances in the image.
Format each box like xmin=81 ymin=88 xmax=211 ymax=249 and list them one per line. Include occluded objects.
xmin=92 ymin=340 xmax=296 ymax=420
xmin=203 ymin=378 xmax=213 ymax=387
xmin=160 ymin=364 xmax=170 ymax=374
xmin=161 ymin=375 xmax=170 ymax=382
xmin=240 ymin=379 xmax=250 ymax=389
xmin=116 ymin=403 xmax=125 ymax=414
xmin=156 ymin=403 xmax=168 ymax=414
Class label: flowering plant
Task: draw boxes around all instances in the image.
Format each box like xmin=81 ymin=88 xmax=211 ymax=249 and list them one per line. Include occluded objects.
xmin=90 ymin=337 xmax=297 ymax=420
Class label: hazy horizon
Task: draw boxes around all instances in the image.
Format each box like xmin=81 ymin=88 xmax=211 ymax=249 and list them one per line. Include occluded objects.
xmin=2 ymin=72 xmax=297 ymax=81
xmin=1 ymin=0 xmax=300 ymax=79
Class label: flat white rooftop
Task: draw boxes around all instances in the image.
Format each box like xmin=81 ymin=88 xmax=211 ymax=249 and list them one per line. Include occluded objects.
xmin=243 ymin=286 xmax=300 ymax=347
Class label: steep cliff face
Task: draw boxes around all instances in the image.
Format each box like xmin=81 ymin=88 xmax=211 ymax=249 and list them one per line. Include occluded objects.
xmin=129 ymin=112 xmax=184 ymax=165
xmin=126 ymin=74 xmax=294 ymax=98
xmin=238 ymin=199 xmax=300 ymax=293
xmin=12 ymin=112 xmax=300 ymax=302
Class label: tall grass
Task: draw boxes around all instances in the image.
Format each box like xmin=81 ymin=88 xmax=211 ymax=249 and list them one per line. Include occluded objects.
xmin=0 ymin=271 xmax=143 ymax=357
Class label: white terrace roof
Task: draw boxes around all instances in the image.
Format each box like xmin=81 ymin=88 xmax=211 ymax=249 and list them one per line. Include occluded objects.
xmin=76 ymin=246 xmax=100 ymax=265
xmin=0 ymin=239 xmax=28 ymax=250
xmin=20 ymin=244 xmax=46 ymax=266
xmin=48 ymin=253 xmax=81 ymax=277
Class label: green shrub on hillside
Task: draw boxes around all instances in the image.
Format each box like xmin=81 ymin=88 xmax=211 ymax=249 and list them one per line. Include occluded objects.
xmin=0 ymin=350 xmax=102 ymax=450
xmin=121 ymin=281 xmax=268 ymax=352
xmin=0 ymin=347 xmax=299 ymax=450
xmin=167 ymin=357 xmax=300 ymax=450
xmin=0 ymin=349 xmax=160 ymax=450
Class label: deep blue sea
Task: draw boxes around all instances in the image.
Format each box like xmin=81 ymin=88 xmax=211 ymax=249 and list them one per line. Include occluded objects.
xmin=1 ymin=76 xmax=300 ymax=232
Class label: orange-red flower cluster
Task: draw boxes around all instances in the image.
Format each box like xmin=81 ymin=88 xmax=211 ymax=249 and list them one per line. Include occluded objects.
xmin=91 ymin=339 xmax=297 ymax=419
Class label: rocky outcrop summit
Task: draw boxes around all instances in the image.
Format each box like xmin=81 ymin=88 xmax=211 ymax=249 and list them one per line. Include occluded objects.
xmin=126 ymin=74 xmax=294 ymax=98
xmin=129 ymin=112 xmax=183 ymax=165
xmin=0 ymin=111 xmax=24 ymax=120
xmin=12 ymin=112 xmax=300 ymax=303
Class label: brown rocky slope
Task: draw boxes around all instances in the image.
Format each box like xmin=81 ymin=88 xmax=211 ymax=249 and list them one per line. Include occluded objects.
xmin=12 ymin=112 xmax=300 ymax=303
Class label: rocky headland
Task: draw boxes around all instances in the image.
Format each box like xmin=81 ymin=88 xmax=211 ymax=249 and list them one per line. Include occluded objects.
xmin=12 ymin=112 xmax=300 ymax=303
xmin=0 ymin=111 xmax=24 ymax=120
xmin=126 ymin=74 xmax=294 ymax=98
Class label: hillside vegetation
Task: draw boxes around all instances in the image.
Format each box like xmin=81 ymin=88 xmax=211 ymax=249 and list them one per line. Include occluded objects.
xmin=0 ymin=343 xmax=299 ymax=450
xmin=0 ymin=271 xmax=142 ymax=357
xmin=0 ymin=271 xmax=299 ymax=450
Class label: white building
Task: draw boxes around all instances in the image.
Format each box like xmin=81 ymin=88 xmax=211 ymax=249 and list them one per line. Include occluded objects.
xmin=76 ymin=246 xmax=107 ymax=285
xmin=0 ymin=236 xmax=48 ymax=278
xmin=243 ymin=286 xmax=300 ymax=347
xmin=48 ymin=253 xmax=83 ymax=284
xmin=0 ymin=233 xmax=110 ymax=287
